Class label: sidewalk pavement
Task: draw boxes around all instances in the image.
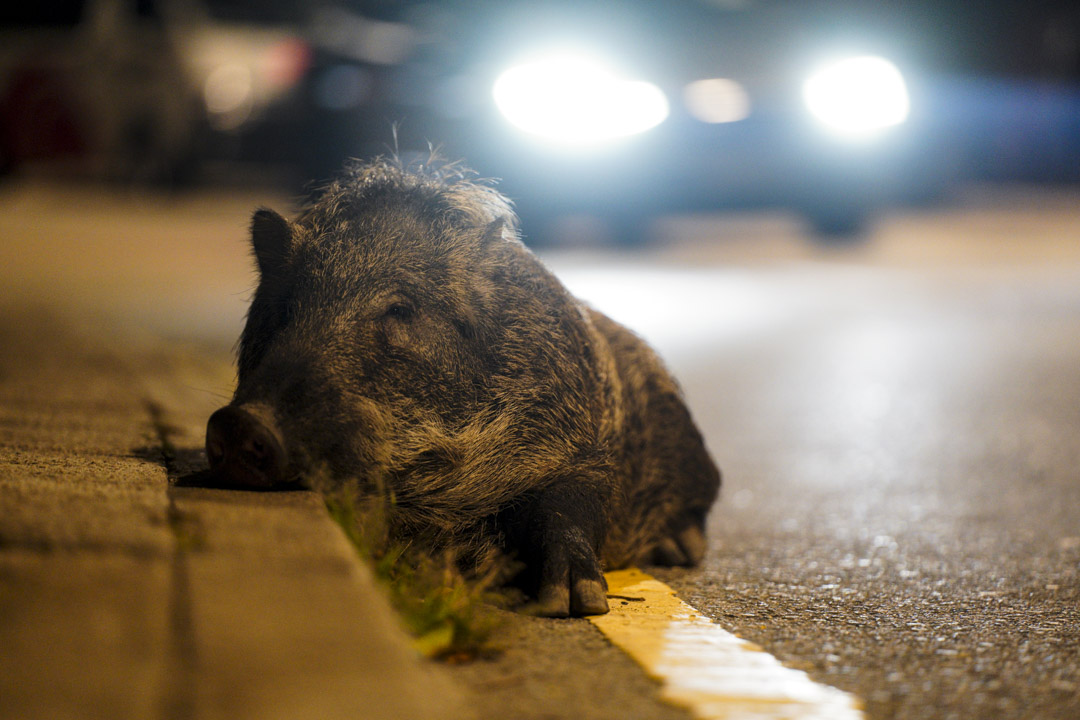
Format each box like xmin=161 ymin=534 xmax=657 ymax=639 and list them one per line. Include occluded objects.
xmin=0 ymin=308 xmax=474 ymax=720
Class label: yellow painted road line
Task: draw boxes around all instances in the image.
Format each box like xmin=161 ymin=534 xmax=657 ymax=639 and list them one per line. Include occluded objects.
xmin=590 ymin=568 xmax=865 ymax=720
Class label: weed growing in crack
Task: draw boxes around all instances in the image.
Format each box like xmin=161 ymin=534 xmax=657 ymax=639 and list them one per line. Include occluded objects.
xmin=322 ymin=479 xmax=519 ymax=661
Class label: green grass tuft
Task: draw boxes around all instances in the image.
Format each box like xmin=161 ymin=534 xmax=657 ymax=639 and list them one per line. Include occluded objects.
xmin=324 ymin=485 xmax=515 ymax=661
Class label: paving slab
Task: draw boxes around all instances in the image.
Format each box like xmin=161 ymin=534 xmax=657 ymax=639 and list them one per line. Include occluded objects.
xmin=0 ymin=551 xmax=172 ymax=720
xmin=0 ymin=452 xmax=170 ymax=553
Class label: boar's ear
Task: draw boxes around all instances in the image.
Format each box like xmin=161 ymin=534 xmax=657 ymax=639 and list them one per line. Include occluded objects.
xmin=250 ymin=208 xmax=294 ymax=278
xmin=480 ymin=218 xmax=511 ymax=249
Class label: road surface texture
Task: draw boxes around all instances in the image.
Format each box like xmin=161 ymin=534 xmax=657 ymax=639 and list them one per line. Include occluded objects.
xmin=549 ymin=193 xmax=1080 ymax=720
xmin=2 ymin=178 xmax=1078 ymax=720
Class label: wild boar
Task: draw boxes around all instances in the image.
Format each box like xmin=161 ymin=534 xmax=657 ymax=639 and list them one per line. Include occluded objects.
xmin=205 ymin=159 xmax=720 ymax=616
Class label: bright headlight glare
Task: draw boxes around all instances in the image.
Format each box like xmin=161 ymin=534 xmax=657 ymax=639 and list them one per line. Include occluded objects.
xmin=802 ymin=56 xmax=909 ymax=138
xmin=493 ymin=52 xmax=668 ymax=146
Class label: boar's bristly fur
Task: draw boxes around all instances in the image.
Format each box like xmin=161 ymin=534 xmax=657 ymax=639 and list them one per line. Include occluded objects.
xmin=209 ymin=157 xmax=721 ymax=617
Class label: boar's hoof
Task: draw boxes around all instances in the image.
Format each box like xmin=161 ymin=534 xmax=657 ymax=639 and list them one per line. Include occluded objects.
xmin=534 ymin=527 xmax=609 ymax=618
xmin=537 ymin=577 xmax=609 ymax=618
xmin=205 ymin=405 xmax=287 ymax=489
xmin=651 ymin=524 xmax=707 ymax=567
xmin=677 ymin=524 xmax=708 ymax=564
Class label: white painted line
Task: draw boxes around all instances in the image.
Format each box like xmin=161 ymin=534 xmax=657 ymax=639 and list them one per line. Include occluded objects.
xmin=590 ymin=568 xmax=865 ymax=720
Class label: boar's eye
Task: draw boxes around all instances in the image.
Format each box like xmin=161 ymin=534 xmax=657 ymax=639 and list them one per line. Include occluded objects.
xmin=383 ymin=303 xmax=415 ymax=322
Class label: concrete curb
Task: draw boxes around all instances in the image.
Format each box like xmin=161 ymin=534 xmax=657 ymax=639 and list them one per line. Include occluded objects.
xmin=0 ymin=312 xmax=473 ymax=720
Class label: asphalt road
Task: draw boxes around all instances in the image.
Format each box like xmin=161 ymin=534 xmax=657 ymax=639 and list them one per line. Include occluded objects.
xmin=4 ymin=180 xmax=1078 ymax=720
xmin=549 ymin=193 xmax=1080 ymax=720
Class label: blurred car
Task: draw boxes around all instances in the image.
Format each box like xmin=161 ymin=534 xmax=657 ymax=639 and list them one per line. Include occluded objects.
xmin=7 ymin=0 xmax=1076 ymax=240
xmin=300 ymin=0 xmax=945 ymax=241
xmin=0 ymin=0 xmax=314 ymax=183
xmin=303 ymin=0 xmax=1080 ymax=243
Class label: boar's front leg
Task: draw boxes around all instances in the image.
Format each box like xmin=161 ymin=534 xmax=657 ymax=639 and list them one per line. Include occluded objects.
xmin=513 ymin=480 xmax=610 ymax=617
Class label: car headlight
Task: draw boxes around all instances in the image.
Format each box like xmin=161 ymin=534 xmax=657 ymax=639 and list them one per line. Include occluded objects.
xmin=493 ymin=51 xmax=669 ymax=147
xmin=802 ymin=56 xmax=909 ymax=139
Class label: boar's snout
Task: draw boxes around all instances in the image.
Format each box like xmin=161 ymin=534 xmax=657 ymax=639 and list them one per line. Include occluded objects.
xmin=205 ymin=404 xmax=288 ymax=488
